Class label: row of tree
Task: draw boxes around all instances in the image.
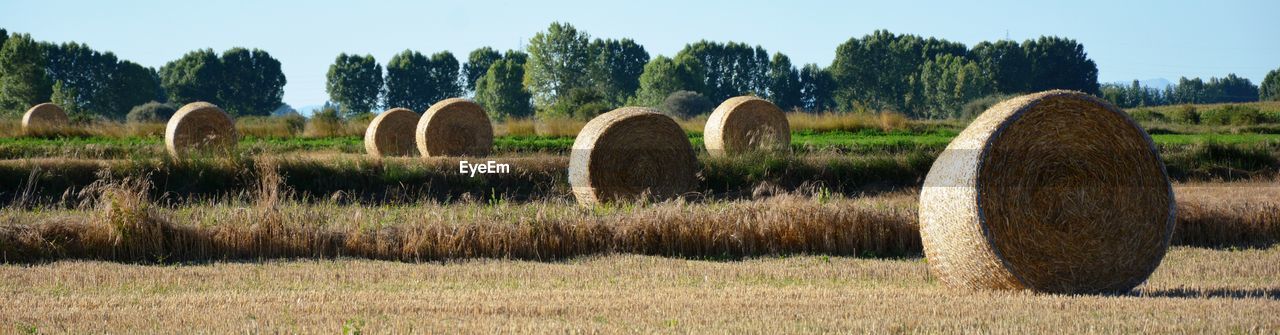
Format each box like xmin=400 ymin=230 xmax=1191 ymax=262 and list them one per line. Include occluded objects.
xmin=6 ymin=23 xmax=1278 ymax=122
xmin=1101 ymin=74 xmax=1280 ymax=108
xmin=0 ymin=28 xmax=289 ymax=118
xmin=160 ymin=48 xmax=287 ymax=116
xmin=328 ymin=25 xmax=1103 ymax=121
xmin=0 ymin=30 xmax=163 ymax=119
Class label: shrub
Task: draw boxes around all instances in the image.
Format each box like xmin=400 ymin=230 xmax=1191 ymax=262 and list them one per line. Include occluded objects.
xmin=960 ymin=94 xmax=1015 ymax=120
xmin=659 ymin=90 xmax=714 ymax=118
xmin=1128 ymin=108 xmax=1167 ymax=123
xmin=127 ymin=101 xmax=179 ymax=123
xmin=544 ymin=88 xmax=612 ymax=120
xmin=237 ymin=114 xmax=307 ymax=138
xmin=1201 ymin=105 xmax=1264 ymax=126
xmin=1166 ymin=105 xmax=1199 ymax=124
xmin=303 ymin=107 xmax=343 ymax=138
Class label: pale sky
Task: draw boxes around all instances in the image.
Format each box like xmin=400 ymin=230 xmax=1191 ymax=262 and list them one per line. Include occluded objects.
xmin=2 ymin=0 xmax=1277 ymax=109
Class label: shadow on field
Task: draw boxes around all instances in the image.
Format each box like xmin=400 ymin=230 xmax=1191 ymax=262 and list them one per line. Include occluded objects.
xmin=1135 ymin=287 xmax=1280 ymax=300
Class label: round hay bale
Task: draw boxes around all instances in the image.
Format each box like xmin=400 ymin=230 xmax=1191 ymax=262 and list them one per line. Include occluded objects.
xmin=569 ymin=107 xmax=698 ymax=205
xmin=703 ymin=96 xmax=790 ymax=156
xmin=364 ymin=107 xmax=421 ymax=157
xmin=415 ymin=98 xmax=493 ymax=157
xmin=919 ymin=90 xmax=1175 ymax=294
xmin=22 ymin=103 xmax=69 ymax=133
xmin=164 ymin=102 xmax=236 ymax=158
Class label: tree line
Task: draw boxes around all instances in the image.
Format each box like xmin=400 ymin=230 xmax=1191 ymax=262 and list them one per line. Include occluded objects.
xmin=4 ymin=24 xmax=1278 ymax=123
xmin=324 ymin=24 xmax=1105 ymax=121
xmin=1101 ymin=73 xmax=1280 ymax=108
xmin=0 ymin=28 xmax=288 ymax=119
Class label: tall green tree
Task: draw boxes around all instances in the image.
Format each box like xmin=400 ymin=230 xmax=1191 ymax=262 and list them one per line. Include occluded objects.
xmin=326 ymin=53 xmax=384 ymax=117
xmin=385 ymin=50 xmax=461 ymax=111
xmin=1261 ymin=68 xmax=1280 ymax=102
xmin=913 ymin=54 xmax=992 ymax=119
xmin=0 ymin=33 xmax=52 ymax=115
xmin=1170 ymin=77 xmax=1207 ymax=104
xmin=524 ymin=22 xmax=593 ymax=109
xmin=588 ymin=38 xmax=649 ymax=106
xmin=463 ymin=47 xmax=502 ymax=93
xmin=1208 ymin=74 xmax=1257 ymax=103
xmin=475 ymin=59 xmax=533 ymax=120
xmin=425 ymin=51 xmax=463 ymax=103
xmin=766 ymin=53 xmax=801 ymax=111
xmin=676 ymin=41 xmax=770 ymax=102
xmin=632 ymin=55 xmax=704 ymax=107
xmin=798 ymin=64 xmax=834 ymax=113
xmin=160 ymin=49 xmax=223 ymax=105
xmin=503 ymin=50 xmax=528 ymax=66
xmin=45 ymin=42 xmax=120 ymax=116
xmin=1022 ymin=36 xmax=1099 ymax=94
xmin=385 ymin=50 xmax=432 ymax=111
xmin=102 ymin=61 xmax=164 ymax=118
xmin=219 ymin=48 xmax=286 ymax=116
xmin=971 ymin=40 xmax=1030 ymax=94
xmin=830 ymin=30 xmax=966 ymax=113
xmin=49 ymin=80 xmax=79 ymax=115
xmin=0 ymin=28 xmax=8 ymax=49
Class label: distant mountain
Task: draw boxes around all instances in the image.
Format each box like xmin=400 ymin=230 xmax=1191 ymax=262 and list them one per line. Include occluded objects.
xmin=295 ymin=104 xmax=326 ymax=116
xmin=1110 ymin=78 xmax=1173 ymax=89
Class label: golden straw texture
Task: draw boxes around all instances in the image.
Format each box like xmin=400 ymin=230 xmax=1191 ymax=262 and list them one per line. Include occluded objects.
xmin=164 ymin=102 xmax=237 ymax=158
xmin=365 ymin=108 xmax=421 ymax=157
xmin=21 ymin=103 xmax=68 ymax=133
xmin=569 ymin=107 xmax=698 ymax=205
xmin=415 ymin=98 xmax=493 ymax=157
xmin=704 ymin=96 xmax=790 ymax=156
xmin=919 ymin=90 xmax=1175 ymax=294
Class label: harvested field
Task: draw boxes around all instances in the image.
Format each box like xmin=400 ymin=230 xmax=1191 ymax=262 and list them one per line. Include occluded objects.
xmin=0 ymin=247 xmax=1276 ymax=333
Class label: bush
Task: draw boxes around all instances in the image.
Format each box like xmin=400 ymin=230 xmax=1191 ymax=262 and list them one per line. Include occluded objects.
xmin=1201 ymin=105 xmax=1264 ymax=126
xmin=237 ymin=114 xmax=308 ymax=138
xmin=126 ymin=101 xmax=178 ymax=123
xmin=1128 ymin=108 xmax=1167 ymax=123
xmin=1167 ymin=105 xmax=1199 ymax=124
xmin=658 ymin=91 xmax=714 ymax=118
xmin=544 ymin=88 xmax=612 ymax=120
xmin=303 ymin=107 xmax=344 ymax=138
xmin=959 ymin=94 xmax=1015 ymax=120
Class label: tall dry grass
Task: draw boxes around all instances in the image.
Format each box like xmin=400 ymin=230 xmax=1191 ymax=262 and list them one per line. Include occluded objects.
xmin=2 ymin=178 xmax=1276 ymax=264
xmin=787 ymin=111 xmax=912 ymax=132
xmin=494 ymin=117 xmax=538 ymax=137
xmin=0 ymin=175 xmax=921 ymax=263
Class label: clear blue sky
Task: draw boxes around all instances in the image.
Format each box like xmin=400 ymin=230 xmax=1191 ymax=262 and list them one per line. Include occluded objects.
xmin=3 ymin=0 xmax=1277 ymax=109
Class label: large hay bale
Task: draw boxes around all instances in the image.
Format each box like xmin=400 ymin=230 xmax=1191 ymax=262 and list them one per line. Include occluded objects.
xmin=415 ymin=98 xmax=493 ymax=157
xmin=919 ymin=90 xmax=1175 ymax=294
xmin=22 ymin=103 xmax=69 ymax=133
xmin=364 ymin=107 xmax=420 ymax=157
xmin=569 ymin=107 xmax=698 ymax=205
xmin=164 ymin=102 xmax=236 ymax=158
xmin=703 ymin=96 xmax=790 ymax=156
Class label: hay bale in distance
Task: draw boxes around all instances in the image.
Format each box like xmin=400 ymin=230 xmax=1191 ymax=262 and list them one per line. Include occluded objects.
xmin=703 ymin=96 xmax=790 ymax=156
xmin=415 ymin=98 xmax=493 ymax=157
xmin=919 ymin=90 xmax=1175 ymax=294
xmin=365 ymin=107 xmax=421 ymax=157
xmin=569 ymin=107 xmax=698 ymax=205
xmin=22 ymin=103 xmax=69 ymax=134
xmin=165 ymin=102 xmax=237 ymax=158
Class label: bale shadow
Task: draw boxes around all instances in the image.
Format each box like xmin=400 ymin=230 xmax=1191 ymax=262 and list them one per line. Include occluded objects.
xmin=1134 ymin=287 xmax=1280 ymax=300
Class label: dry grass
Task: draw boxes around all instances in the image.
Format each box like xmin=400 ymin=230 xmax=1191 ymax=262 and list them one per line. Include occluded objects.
xmin=788 ymin=111 xmax=912 ymax=133
xmin=494 ymin=117 xmax=538 ymax=137
xmin=1 ymin=179 xmax=1275 ymax=264
xmin=533 ymin=116 xmax=587 ymax=137
xmin=0 ymin=247 xmax=1275 ymax=333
